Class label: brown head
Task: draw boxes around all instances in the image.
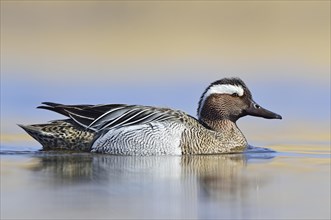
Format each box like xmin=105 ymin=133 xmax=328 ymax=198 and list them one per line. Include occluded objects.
xmin=197 ymin=77 xmax=282 ymax=125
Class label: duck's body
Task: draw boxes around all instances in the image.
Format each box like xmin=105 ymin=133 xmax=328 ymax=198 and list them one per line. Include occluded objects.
xmin=19 ymin=78 xmax=281 ymax=155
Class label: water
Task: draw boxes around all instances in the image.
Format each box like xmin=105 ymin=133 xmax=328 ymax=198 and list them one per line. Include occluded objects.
xmin=1 ymin=145 xmax=330 ymax=219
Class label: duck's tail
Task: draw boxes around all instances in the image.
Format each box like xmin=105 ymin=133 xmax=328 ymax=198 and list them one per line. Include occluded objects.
xmin=18 ymin=120 xmax=95 ymax=152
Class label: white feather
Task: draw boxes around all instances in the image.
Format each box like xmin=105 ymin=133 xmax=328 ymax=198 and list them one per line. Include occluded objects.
xmin=198 ymin=84 xmax=244 ymax=117
xmin=91 ymin=122 xmax=184 ymax=156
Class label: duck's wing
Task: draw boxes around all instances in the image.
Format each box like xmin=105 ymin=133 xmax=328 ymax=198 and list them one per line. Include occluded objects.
xmin=38 ymin=102 xmax=181 ymax=132
xmin=38 ymin=102 xmax=126 ymax=126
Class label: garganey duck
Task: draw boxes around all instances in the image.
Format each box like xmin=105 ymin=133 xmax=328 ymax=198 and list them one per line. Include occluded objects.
xmin=19 ymin=77 xmax=282 ymax=155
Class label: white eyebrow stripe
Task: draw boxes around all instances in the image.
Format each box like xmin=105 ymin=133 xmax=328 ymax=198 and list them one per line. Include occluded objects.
xmin=198 ymin=84 xmax=244 ymax=117
xmin=206 ymin=84 xmax=244 ymax=97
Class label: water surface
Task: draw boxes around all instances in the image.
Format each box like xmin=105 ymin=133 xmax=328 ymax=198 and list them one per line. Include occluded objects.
xmin=1 ymin=145 xmax=330 ymax=219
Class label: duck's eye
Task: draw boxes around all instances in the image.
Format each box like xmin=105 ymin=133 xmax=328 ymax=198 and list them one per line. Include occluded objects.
xmin=254 ymin=104 xmax=261 ymax=109
xmin=231 ymin=93 xmax=239 ymax=97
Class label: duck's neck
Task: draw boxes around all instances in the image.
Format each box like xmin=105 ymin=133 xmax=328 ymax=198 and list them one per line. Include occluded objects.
xmin=201 ymin=118 xmax=237 ymax=132
xmin=200 ymin=118 xmax=248 ymax=146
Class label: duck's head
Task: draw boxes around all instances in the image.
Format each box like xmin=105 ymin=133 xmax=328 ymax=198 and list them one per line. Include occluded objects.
xmin=197 ymin=77 xmax=282 ymax=124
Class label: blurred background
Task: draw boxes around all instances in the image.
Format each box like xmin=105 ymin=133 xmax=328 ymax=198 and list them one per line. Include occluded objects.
xmin=1 ymin=1 xmax=330 ymax=149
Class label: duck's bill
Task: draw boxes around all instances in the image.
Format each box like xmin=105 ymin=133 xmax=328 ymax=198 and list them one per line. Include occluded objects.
xmin=245 ymin=101 xmax=282 ymax=119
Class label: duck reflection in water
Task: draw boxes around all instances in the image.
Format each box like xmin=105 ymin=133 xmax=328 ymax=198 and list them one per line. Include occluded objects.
xmin=27 ymin=151 xmax=274 ymax=200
